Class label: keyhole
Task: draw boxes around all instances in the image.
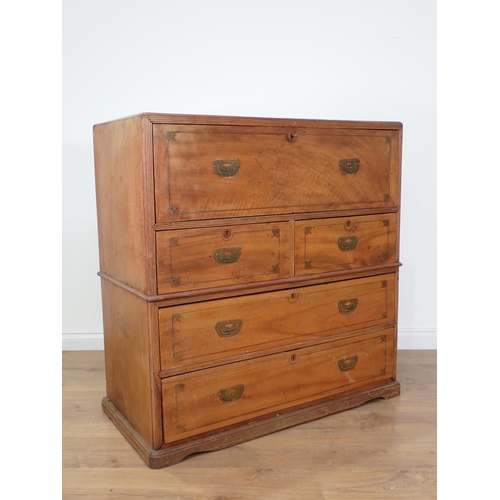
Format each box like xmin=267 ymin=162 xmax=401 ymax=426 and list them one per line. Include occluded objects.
xmin=344 ymin=220 xmax=355 ymax=231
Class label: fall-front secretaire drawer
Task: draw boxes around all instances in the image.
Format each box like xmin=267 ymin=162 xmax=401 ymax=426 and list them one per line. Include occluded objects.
xmin=295 ymin=213 xmax=398 ymax=276
xmin=159 ymin=273 xmax=396 ymax=373
xmin=162 ymin=328 xmax=395 ymax=443
xmin=153 ymin=124 xmax=400 ymax=222
xmin=156 ymin=222 xmax=290 ymax=294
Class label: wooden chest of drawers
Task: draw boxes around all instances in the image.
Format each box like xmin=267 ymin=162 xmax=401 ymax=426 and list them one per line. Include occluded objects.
xmin=93 ymin=113 xmax=402 ymax=468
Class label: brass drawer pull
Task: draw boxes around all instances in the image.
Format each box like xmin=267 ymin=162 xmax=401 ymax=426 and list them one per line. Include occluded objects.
xmin=338 ymin=298 xmax=358 ymax=314
xmin=338 ymin=236 xmax=358 ymax=251
xmin=339 ymin=158 xmax=360 ymax=174
xmin=218 ymin=384 xmax=244 ymax=403
xmin=338 ymin=355 xmax=358 ymax=372
xmin=214 ymin=247 xmax=241 ymax=265
xmin=215 ymin=319 xmax=243 ymax=338
xmin=213 ymin=159 xmax=240 ymax=177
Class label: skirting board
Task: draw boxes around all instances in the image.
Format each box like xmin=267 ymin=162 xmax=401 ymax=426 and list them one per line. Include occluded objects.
xmin=62 ymin=328 xmax=436 ymax=351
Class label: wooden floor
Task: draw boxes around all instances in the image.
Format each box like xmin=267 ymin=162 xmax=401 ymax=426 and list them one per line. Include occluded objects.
xmin=62 ymin=350 xmax=436 ymax=499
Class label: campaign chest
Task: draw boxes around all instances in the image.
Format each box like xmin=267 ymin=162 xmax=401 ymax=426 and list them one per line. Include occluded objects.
xmin=93 ymin=113 xmax=402 ymax=468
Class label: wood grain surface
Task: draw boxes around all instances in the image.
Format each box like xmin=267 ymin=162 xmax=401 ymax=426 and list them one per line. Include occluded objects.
xmin=91 ymin=112 xmax=406 ymax=480
xmin=62 ymin=349 xmax=436 ymax=499
xmin=156 ymin=222 xmax=290 ymax=294
xmin=158 ymin=274 xmax=395 ymax=374
xmin=153 ymin=124 xmax=399 ymax=222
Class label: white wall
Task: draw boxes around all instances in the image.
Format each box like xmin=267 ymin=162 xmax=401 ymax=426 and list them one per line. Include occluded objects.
xmin=62 ymin=0 xmax=436 ymax=350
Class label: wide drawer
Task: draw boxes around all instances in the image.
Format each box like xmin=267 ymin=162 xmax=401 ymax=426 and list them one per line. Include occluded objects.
xmin=156 ymin=222 xmax=290 ymax=294
xmin=153 ymin=124 xmax=400 ymax=222
xmin=162 ymin=328 xmax=395 ymax=443
xmin=295 ymin=213 xmax=398 ymax=276
xmin=159 ymin=273 xmax=396 ymax=373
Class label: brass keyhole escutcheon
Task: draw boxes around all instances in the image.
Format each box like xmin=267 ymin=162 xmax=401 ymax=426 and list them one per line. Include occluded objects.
xmin=288 ymin=292 xmax=299 ymax=303
xmin=222 ymin=228 xmax=233 ymax=241
xmin=289 ymin=353 xmax=299 ymax=364
xmin=286 ymin=133 xmax=298 ymax=142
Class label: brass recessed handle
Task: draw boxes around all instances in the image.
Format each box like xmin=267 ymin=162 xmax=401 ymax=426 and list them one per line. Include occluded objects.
xmin=338 ymin=236 xmax=358 ymax=251
xmin=218 ymin=384 xmax=244 ymax=403
xmin=213 ymin=159 xmax=240 ymax=177
xmin=339 ymin=158 xmax=360 ymax=174
xmin=338 ymin=298 xmax=358 ymax=314
xmin=215 ymin=319 xmax=243 ymax=338
xmin=214 ymin=247 xmax=241 ymax=265
xmin=338 ymin=355 xmax=358 ymax=372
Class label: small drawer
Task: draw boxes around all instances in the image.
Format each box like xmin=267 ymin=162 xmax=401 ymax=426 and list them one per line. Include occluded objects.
xmin=156 ymin=222 xmax=290 ymax=294
xmin=159 ymin=273 xmax=396 ymax=372
xmin=295 ymin=213 xmax=398 ymax=276
xmin=162 ymin=328 xmax=395 ymax=443
xmin=153 ymin=124 xmax=400 ymax=222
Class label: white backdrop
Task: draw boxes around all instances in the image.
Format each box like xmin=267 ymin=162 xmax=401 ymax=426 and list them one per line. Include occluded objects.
xmin=62 ymin=0 xmax=436 ymax=350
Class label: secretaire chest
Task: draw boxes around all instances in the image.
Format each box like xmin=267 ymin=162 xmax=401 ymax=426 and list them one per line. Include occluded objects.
xmin=93 ymin=113 xmax=403 ymax=468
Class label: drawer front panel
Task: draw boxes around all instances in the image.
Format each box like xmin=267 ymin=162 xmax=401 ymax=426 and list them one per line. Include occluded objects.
xmin=154 ymin=124 xmax=399 ymax=222
xmin=156 ymin=222 xmax=290 ymax=294
xmin=159 ymin=274 xmax=395 ymax=372
xmin=162 ymin=329 xmax=395 ymax=443
xmin=295 ymin=213 xmax=398 ymax=276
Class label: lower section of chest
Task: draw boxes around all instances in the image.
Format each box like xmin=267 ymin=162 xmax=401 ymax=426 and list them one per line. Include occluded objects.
xmin=100 ymin=272 xmax=399 ymax=468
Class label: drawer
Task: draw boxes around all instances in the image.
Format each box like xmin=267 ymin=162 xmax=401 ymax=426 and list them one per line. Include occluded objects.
xmin=295 ymin=213 xmax=398 ymax=276
xmin=162 ymin=328 xmax=395 ymax=443
xmin=159 ymin=274 xmax=396 ymax=372
xmin=153 ymin=124 xmax=400 ymax=222
xmin=156 ymin=222 xmax=290 ymax=294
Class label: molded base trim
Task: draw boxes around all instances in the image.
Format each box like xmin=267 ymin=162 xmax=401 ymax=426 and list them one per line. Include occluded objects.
xmin=102 ymin=380 xmax=401 ymax=469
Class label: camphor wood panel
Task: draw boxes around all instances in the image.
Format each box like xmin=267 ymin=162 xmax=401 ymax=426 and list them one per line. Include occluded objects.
xmin=156 ymin=222 xmax=290 ymax=294
xmin=162 ymin=328 xmax=395 ymax=444
xmin=93 ymin=113 xmax=402 ymax=469
xmin=158 ymin=273 xmax=396 ymax=373
xmin=100 ymin=279 xmax=157 ymax=448
xmin=93 ymin=115 xmax=155 ymax=295
xmin=153 ymin=124 xmax=400 ymax=222
xmin=295 ymin=213 xmax=398 ymax=276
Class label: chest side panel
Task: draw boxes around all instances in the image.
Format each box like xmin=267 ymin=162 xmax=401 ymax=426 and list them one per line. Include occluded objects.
xmin=94 ymin=115 xmax=155 ymax=294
